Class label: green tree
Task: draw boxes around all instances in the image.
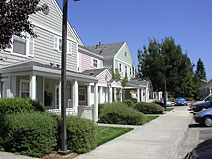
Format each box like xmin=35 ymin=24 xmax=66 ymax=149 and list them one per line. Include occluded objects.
xmin=195 ymin=58 xmax=207 ymax=80
xmin=138 ymin=37 xmax=197 ymax=97
xmin=0 ymin=0 xmax=44 ymax=49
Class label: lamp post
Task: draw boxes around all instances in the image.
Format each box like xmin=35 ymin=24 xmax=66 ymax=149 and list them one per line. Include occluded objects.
xmin=164 ymin=65 xmax=172 ymax=111
xmin=60 ymin=0 xmax=79 ymax=154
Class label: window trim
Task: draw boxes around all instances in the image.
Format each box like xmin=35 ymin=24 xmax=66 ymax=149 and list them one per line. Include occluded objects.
xmin=92 ymin=58 xmax=98 ymax=68
xmin=19 ymin=79 xmax=30 ymax=98
xmin=54 ymin=36 xmax=72 ymax=55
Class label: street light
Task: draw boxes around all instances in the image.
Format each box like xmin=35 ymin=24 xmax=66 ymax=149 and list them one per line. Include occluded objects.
xmin=164 ymin=65 xmax=172 ymax=111
xmin=60 ymin=0 xmax=79 ymax=154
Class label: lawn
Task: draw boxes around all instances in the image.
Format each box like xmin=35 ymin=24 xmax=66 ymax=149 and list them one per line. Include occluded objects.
xmin=95 ymin=126 xmax=133 ymax=146
xmin=167 ymin=108 xmax=174 ymax=112
xmin=145 ymin=115 xmax=159 ymax=123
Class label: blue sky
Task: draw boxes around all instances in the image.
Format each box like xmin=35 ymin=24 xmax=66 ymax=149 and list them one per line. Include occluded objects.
xmin=57 ymin=0 xmax=212 ymax=79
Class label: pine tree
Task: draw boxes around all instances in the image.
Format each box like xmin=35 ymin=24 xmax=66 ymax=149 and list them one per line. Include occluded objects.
xmin=195 ymin=58 xmax=207 ymax=80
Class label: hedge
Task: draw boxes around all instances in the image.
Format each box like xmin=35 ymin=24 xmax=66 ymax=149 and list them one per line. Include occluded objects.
xmin=1 ymin=112 xmax=57 ymax=157
xmin=134 ymin=102 xmax=165 ymax=114
xmin=57 ymin=115 xmax=97 ymax=154
xmin=0 ymin=98 xmax=46 ymax=114
xmin=98 ymin=102 xmax=146 ymax=125
xmin=122 ymin=99 xmax=134 ymax=107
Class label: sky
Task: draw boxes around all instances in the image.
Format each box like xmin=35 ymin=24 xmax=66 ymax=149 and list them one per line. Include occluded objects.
xmin=57 ymin=0 xmax=212 ymax=79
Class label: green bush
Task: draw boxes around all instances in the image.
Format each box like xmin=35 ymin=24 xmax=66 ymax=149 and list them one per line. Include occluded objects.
xmin=98 ymin=103 xmax=105 ymax=115
xmin=122 ymin=99 xmax=134 ymax=107
xmin=0 ymin=98 xmax=46 ymax=114
xmin=1 ymin=112 xmax=57 ymax=157
xmin=57 ymin=116 xmax=96 ymax=154
xmin=99 ymin=103 xmax=146 ymax=125
xmin=134 ymin=102 xmax=165 ymax=114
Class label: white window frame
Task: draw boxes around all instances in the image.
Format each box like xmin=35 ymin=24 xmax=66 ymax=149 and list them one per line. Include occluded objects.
xmin=19 ymin=80 xmax=30 ymax=98
xmin=92 ymin=58 xmax=98 ymax=68
xmin=67 ymin=40 xmax=72 ymax=55
xmin=5 ymin=33 xmax=34 ymax=57
xmin=54 ymin=36 xmax=72 ymax=55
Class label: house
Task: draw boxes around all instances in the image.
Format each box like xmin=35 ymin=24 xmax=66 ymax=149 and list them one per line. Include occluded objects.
xmin=199 ymin=79 xmax=212 ymax=97
xmin=86 ymin=42 xmax=152 ymax=103
xmin=0 ymin=0 xmax=110 ymax=121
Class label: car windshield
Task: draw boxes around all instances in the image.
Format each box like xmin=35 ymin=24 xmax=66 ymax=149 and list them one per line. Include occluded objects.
xmin=205 ymin=96 xmax=212 ymax=102
xmin=177 ymin=98 xmax=185 ymax=101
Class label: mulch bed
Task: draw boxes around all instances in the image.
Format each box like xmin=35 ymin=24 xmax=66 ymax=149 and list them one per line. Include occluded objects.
xmin=41 ymin=153 xmax=78 ymax=159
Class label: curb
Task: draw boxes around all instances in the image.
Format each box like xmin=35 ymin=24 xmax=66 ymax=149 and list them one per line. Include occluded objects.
xmin=166 ymin=112 xmax=193 ymax=159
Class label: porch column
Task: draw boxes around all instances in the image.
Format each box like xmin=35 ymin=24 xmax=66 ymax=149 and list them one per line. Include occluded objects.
xmin=120 ymin=89 xmax=123 ymax=102
xmin=105 ymin=87 xmax=108 ymax=103
xmin=114 ymin=88 xmax=117 ymax=102
xmin=42 ymin=77 xmax=45 ymax=104
xmin=59 ymin=80 xmax=62 ymax=110
xmin=30 ymin=74 xmax=36 ymax=100
xmin=141 ymin=88 xmax=144 ymax=102
xmin=9 ymin=76 xmax=16 ymax=98
xmin=137 ymin=88 xmax=140 ymax=102
xmin=99 ymin=86 xmax=103 ymax=104
xmin=87 ymin=84 xmax=91 ymax=107
xmin=94 ymin=83 xmax=98 ymax=122
xmin=145 ymin=88 xmax=148 ymax=102
xmin=72 ymin=80 xmax=78 ymax=114
xmin=109 ymin=86 xmax=112 ymax=103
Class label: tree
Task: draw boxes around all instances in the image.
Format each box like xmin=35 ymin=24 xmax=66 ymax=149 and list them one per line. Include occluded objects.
xmin=195 ymin=58 xmax=207 ymax=80
xmin=0 ymin=0 xmax=43 ymax=49
xmin=138 ymin=37 xmax=198 ymax=97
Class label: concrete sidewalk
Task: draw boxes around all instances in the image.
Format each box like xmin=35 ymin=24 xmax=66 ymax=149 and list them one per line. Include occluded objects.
xmin=76 ymin=106 xmax=192 ymax=159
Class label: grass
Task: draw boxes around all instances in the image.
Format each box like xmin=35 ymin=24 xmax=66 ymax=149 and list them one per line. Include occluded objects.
xmin=95 ymin=126 xmax=133 ymax=146
xmin=145 ymin=115 xmax=159 ymax=123
xmin=167 ymin=108 xmax=174 ymax=112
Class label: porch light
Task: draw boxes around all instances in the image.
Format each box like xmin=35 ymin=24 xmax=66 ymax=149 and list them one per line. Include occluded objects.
xmin=60 ymin=0 xmax=80 ymax=155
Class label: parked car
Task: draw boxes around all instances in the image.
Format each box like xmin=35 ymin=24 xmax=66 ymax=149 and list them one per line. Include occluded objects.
xmin=161 ymin=98 xmax=172 ymax=107
xmin=184 ymin=139 xmax=212 ymax=159
xmin=192 ymin=100 xmax=212 ymax=112
xmin=174 ymin=97 xmax=187 ymax=106
xmin=193 ymin=108 xmax=212 ymax=126
xmin=190 ymin=94 xmax=212 ymax=110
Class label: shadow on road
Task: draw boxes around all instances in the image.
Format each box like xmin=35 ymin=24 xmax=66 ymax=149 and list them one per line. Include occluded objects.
xmin=188 ymin=123 xmax=204 ymax=128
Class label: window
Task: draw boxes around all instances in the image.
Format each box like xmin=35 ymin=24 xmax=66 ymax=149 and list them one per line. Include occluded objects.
xmin=119 ymin=63 xmax=122 ymax=72
xmin=11 ymin=34 xmax=34 ymax=57
xmin=130 ymin=67 xmax=132 ymax=75
xmin=125 ymin=51 xmax=127 ymax=57
xmin=67 ymin=41 xmax=72 ymax=55
xmin=20 ymin=80 xmax=29 ymax=98
xmin=93 ymin=59 xmax=98 ymax=67
xmin=125 ymin=66 xmax=128 ymax=77
xmin=79 ymin=86 xmax=86 ymax=102
xmin=54 ymin=36 xmax=72 ymax=54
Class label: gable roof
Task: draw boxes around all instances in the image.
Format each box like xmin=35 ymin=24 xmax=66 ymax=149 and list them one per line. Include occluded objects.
xmin=200 ymin=80 xmax=212 ymax=89
xmin=81 ymin=68 xmax=107 ymax=77
xmin=86 ymin=41 xmax=125 ymax=59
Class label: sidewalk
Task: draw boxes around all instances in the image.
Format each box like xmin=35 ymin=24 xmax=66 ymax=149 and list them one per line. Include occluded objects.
xmin=76 ymin=106 xmax=192 ymax=159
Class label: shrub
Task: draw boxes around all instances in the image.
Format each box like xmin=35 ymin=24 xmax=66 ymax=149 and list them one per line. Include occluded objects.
xmin=1 ymin=112 xmax=57 ymax=157
xmin=0 ymin=98 xmax=46 ymax=114
xmin=98 ymin=103 xmax=105 ymax=115
xmin=57 ymin=116 xmax=96 ymax=154
xmin=134 ymin=102 xmax=165 ymax=114
xmin=122 ymin=99 xmax=134 ymax=107
xmin=99 ymin=102 xmax=146 ymax=125
xmin=169 ymin=96 xmax=175 ymax=102
xmin=154 ymin=100 xmax=163 ymax=106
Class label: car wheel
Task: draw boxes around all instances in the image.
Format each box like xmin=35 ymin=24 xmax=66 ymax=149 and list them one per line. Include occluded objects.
xmin=203 ymin=116 xmax=212 ymax=127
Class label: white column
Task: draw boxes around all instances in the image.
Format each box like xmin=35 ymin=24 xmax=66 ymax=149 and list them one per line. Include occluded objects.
xmin=109 ymin=86 xmax=112 ymax=103
xmin=137 ymin=88 xmax=140 ymax=102
xmin=30 ymin=74 xmax=36 ymax=100
xmin=9 ymin=76 xmax=16 ymax=98
xmin=7 ymin=76 xmax=11 ymax=98
xmin=106 ymin=87 xmax=108 ymax=103
xmin=59 ymin=80 xmax=62 ymax=110
xmin=42 ymin=77 xmax=45 ymax=104
xmin=72 ymin=80 xmax=78 ymax=114
xmin=87 ymin=84 xmax=91 ymax=107
xmin=120 ymin=89 xmax=123 ymax=102
xmin=99 ymin=86 xmax=103 ymax=104
xmin=140 ymin=88 xmax=144 ymax=102
xmin=114 ymin=88 xmax=117 ymax=102
xmin=145 ymin=88 xmax=148 ymax=102
xmin=94 ymin=83 xmax=98 ymax=122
